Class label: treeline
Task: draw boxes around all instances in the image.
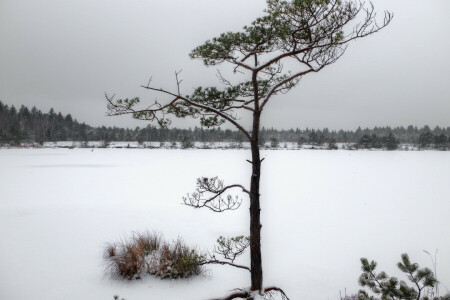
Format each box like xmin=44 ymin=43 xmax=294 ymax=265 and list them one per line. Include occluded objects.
xmin=0 ymin=101 xmax=449 ymax=149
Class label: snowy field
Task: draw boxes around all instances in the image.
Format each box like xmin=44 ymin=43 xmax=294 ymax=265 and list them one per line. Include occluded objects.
xmin=0 ymin=149 xmax=449 ymax=300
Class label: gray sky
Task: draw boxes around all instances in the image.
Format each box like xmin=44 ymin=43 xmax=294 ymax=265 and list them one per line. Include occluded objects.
xmin=1 ymin=0 xmax=449 ymax=130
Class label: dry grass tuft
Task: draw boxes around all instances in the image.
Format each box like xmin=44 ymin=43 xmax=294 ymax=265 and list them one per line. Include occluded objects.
xmin=149 ymin=237 xmax=204 ymax=279
xmin=104 ymin=231 xmax=204 ymax=280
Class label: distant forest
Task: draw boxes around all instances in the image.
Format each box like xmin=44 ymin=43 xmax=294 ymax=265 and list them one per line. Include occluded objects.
xmin=1 ymin=101 xmax=449 ymax=149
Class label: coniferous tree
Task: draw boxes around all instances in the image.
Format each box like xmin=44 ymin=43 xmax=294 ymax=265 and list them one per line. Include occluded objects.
xmin=359 ymin=253 xmax=439 ymax=300
xmin=383 ymin=132 xmax=398 ymax=150
xmin=419 ymin=132 xmax=433 ymax=148
xmin=105 ymin=0 xmax=392 ymax=297
xmin=270 ymin=137 xmax=279 ymax=149
xmin=309 ymin=130 xmax=319 ymax=146
xmin=327 ymin=138 xmax=338 ymax=150
xmin=434 ymin=134 xmax=448 ymax=150
xmin=359 ymin=134 xmax=373 ymax=149
xmin=181 ymin=135 xmax=194 ymax=149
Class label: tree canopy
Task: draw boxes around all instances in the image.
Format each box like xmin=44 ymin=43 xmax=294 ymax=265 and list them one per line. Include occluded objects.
xmin=107 ymin=0 xmax=392 ymax=139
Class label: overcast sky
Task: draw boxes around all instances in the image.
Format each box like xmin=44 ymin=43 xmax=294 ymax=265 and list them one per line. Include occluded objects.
xmin=1 ymin=0 xmax=449 ymax=130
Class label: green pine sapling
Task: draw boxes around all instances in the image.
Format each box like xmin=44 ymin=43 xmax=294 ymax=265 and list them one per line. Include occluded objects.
xmin=358 ymin=253 xmax=439 ymax=300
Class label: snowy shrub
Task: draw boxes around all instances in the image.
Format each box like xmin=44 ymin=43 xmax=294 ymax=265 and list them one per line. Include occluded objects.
xmin=148 ymin=237 xmax=204 ymax=279
xmin=104 ymin=231 xmax=204 ymax=280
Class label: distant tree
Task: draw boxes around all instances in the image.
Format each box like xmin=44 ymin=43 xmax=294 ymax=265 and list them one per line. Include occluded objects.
xmin=382 ymin=132 xmax=398 ymax=150
xmin=258 ymin=136 xmax=266 ymax=148
xmin=309 ymin=130 xmax=319 ymax=145
xmin=181 ymin=135 xmax=194 ymax=149
xmin=433 ymin=134 xmax=448 ymax=150
xmin=102 ymin=133 xmax=111 ymax=148
xmin=297 ymin=136 xmax=307 ymax=148
xmin=64 ymin=114 xmax=73 ymax=123
xmin=418 ymin=131 xmax=433 ymax=148
xmin=370 ymin=133 xmax=382 ymax=149
xmin=359 ymin=134 xmax=373 ymax=149
xmin=317 ymin=132 xmax=326 ymax=146
xmin=137 ymin=134 xmax=145 ymax=146
xmin=327 ymin=138 xmax=338 ymax=150
xmin=106 ymin=0 xmax=391 ymax=297
xmin=270 ymin=137 xmax=279 ymax=149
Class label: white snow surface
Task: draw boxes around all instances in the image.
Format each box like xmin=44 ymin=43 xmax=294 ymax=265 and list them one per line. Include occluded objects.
xmin=0 ymin=149 xmax=449 ymax=300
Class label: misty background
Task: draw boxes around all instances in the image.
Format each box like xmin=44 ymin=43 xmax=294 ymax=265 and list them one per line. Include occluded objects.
xmin=1 ymin=0 xmax=449 ymax=130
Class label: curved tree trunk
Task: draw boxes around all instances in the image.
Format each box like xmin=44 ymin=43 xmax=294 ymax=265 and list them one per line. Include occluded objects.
xmin=249 ymin=111 xmax=263 ymax=292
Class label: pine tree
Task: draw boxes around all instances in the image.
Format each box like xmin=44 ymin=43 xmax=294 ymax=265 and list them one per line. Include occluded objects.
xmin=383 ymin=132 xmax=398 ymax=150
xmin=359 ymin=253 xmax=438 ymax=300
xmin=106 ymin=1 xmax=391 ymax=297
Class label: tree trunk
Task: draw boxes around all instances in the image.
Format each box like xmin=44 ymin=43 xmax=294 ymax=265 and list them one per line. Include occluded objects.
xmin=249 ymin=112 xmax=263 ymax=292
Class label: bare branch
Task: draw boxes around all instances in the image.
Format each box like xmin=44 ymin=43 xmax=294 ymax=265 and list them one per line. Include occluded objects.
xmin=146 ymin=76 xmax=152 ymax=88
xmin=226 ymin=57 xmax=255 ymax=72
xmin=175 ymin=69 xmax=183 ymax=96
xmin=214 ymin=236 xmax=250 ymax=263
xmin=209 ymin=286 xmax=290 ymax=300
xmin=264 ymin=287 xmax=291 ymax=300
xmin=106 ymin=81 xmax=252 ymax=140
xmin=210 ymin=288 xmax=250 ymax=300
xmin=199 ymin=259 xmax=250 ymax=272
xmin=183 ymin=177 xmax=249 ymax=212
xmin=260 ymin=68 xmax=317 ymax=110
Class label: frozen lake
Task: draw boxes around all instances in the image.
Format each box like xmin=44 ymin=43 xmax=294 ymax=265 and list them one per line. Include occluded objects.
xmin=0 ymin=149 xmax=449 ymax=300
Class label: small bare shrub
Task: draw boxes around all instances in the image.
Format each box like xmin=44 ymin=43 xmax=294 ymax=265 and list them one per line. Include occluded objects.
xmin=104 ymin=231 xmax=204 ymax=280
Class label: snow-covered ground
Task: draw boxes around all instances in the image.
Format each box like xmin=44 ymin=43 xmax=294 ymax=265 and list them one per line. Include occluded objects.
xmin=0 ymin=149 xmax=449 ymax=300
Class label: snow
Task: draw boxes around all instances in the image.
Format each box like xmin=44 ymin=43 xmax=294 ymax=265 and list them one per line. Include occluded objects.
xmin=0 ymin=149 xmax=449 ymax=300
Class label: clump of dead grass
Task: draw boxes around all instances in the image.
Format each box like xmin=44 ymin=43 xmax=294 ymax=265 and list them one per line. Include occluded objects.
xmin=104 ymin=231 xmax=204 ymax=280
